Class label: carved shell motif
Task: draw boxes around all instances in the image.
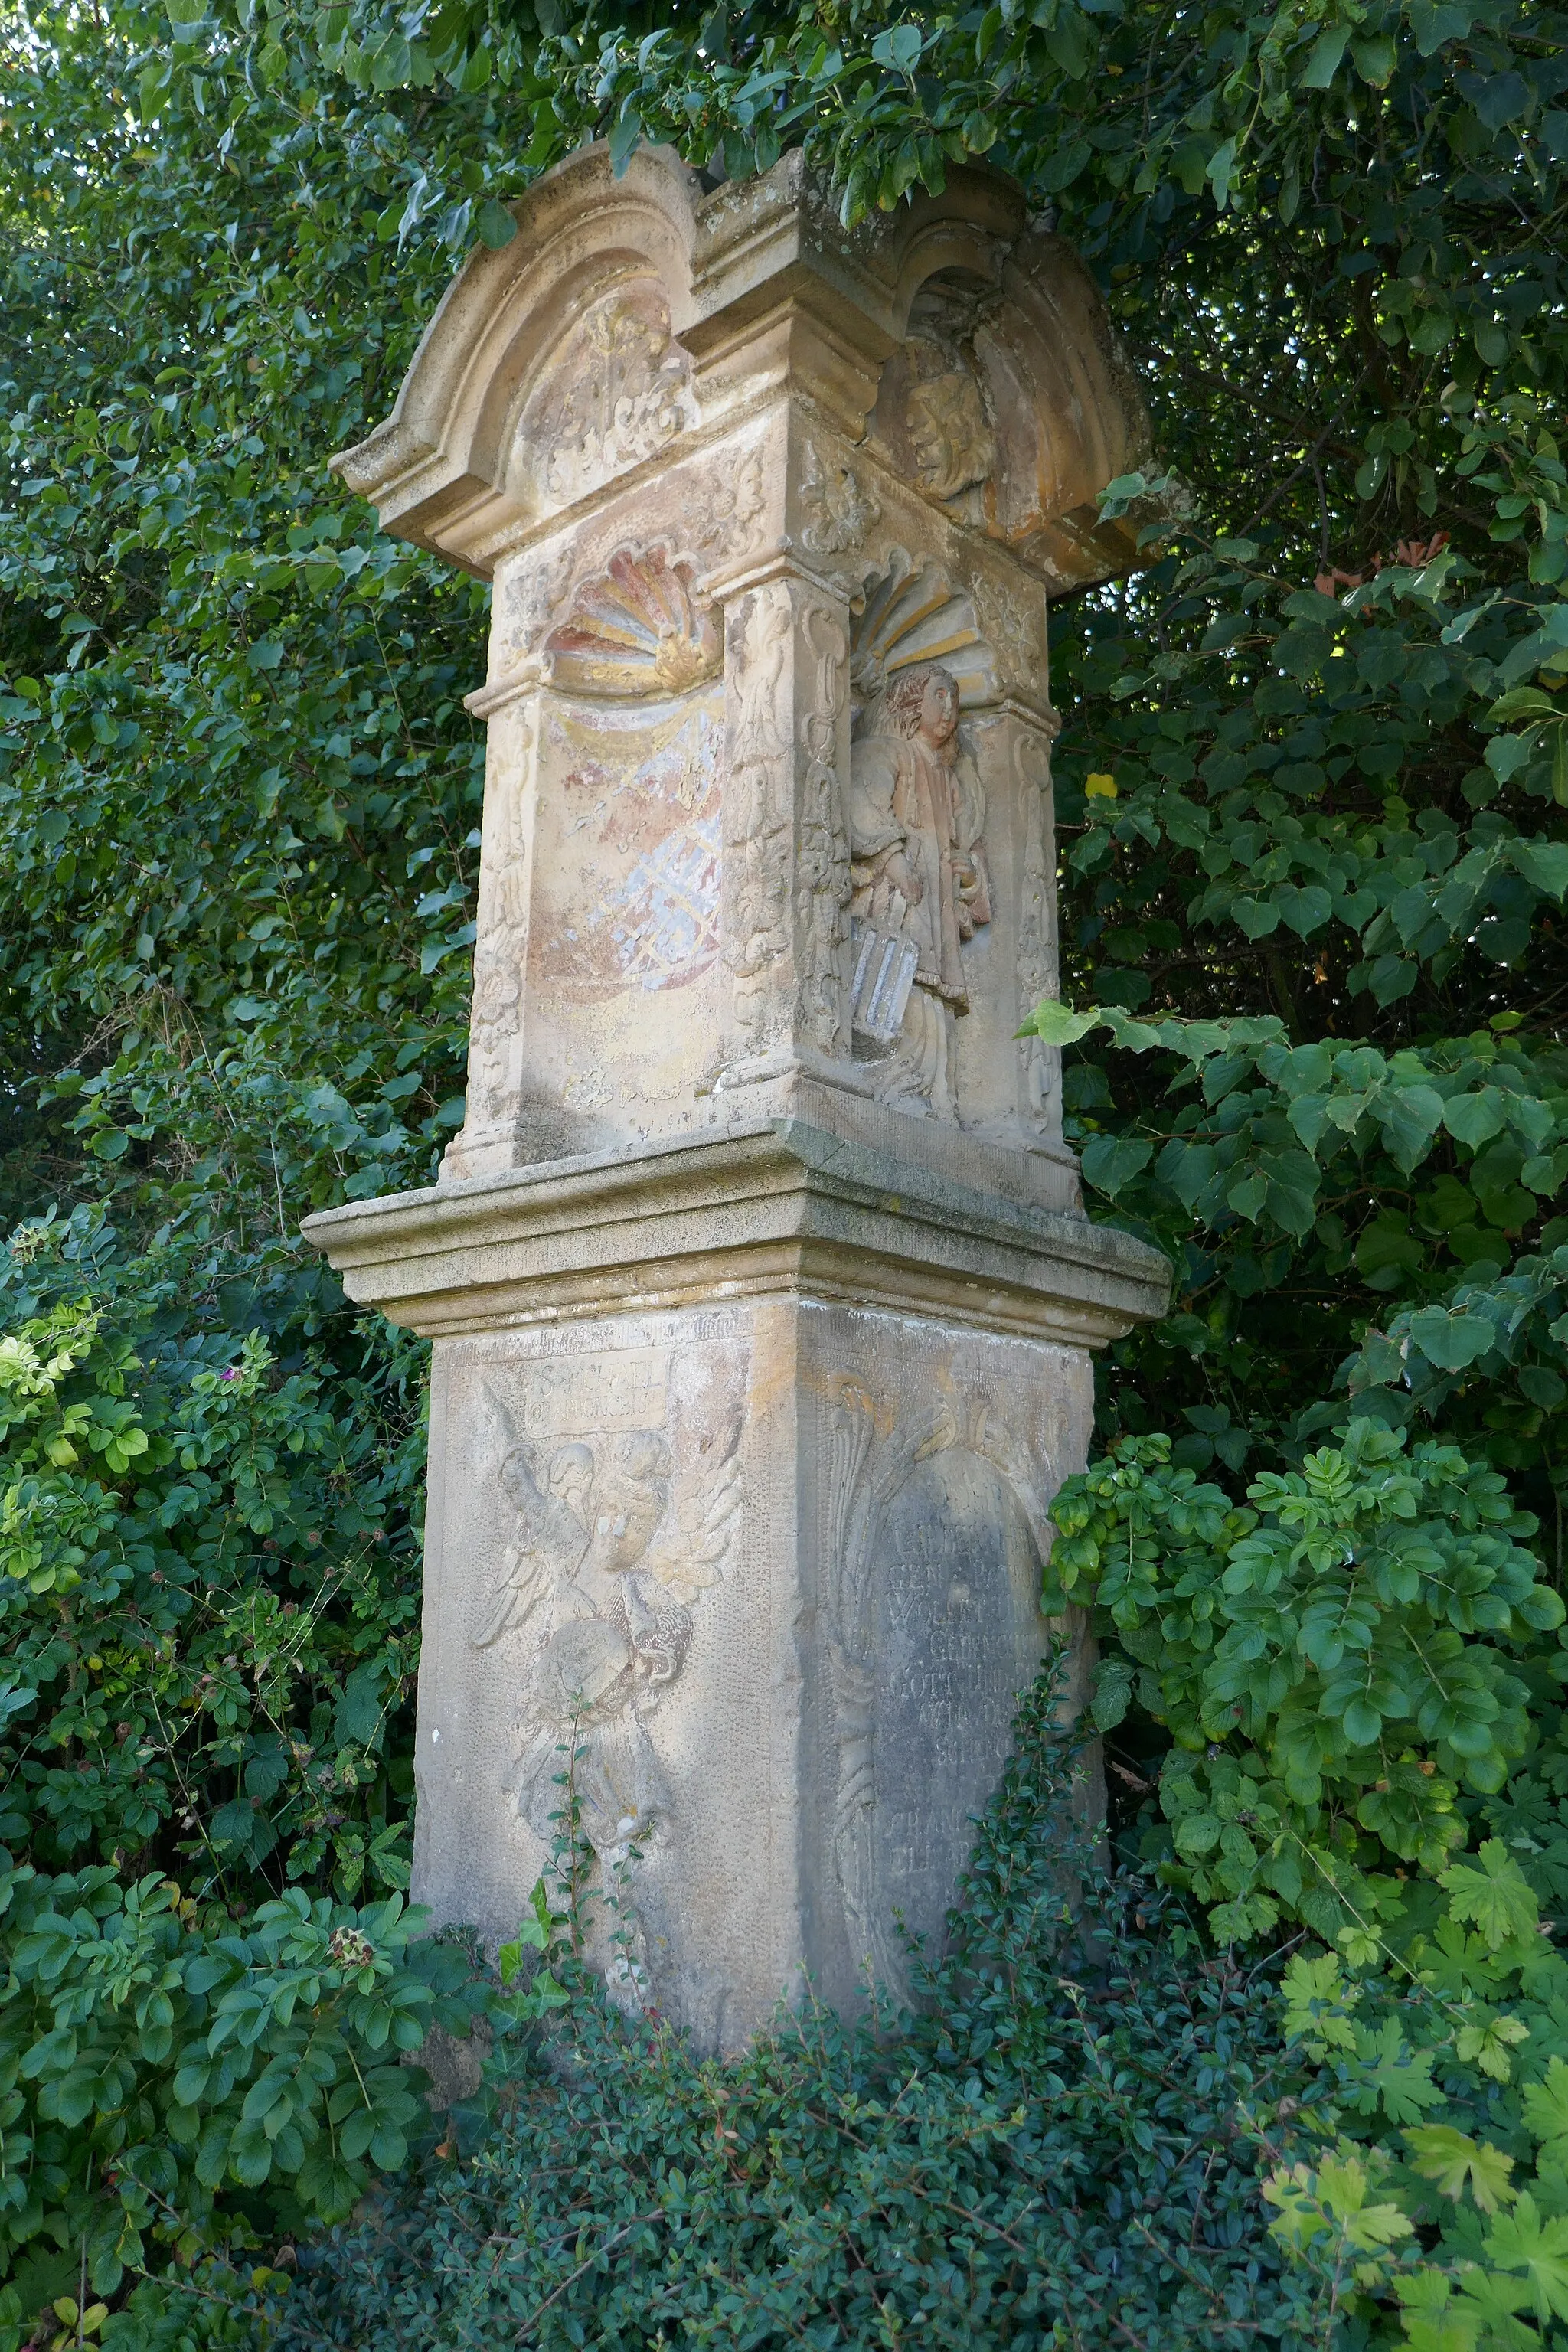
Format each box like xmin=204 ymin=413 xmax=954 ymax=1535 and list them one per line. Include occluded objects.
xmin=543 ymin=545 xmax=721 ymax=699
xmin=849 ymin=546 xmax=998 ymax=710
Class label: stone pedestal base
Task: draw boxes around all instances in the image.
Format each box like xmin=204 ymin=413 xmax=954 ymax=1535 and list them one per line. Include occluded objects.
xmin=305 ymin=1115 xmax=1167 ymax=2050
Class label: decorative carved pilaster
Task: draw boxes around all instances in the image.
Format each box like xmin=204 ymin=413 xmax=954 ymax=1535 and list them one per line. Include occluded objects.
xmin=1014 ymin=724 xmax=1063 ymax=1143
xmin=715 ymin=570 xmax=859 ymax=1079
xmin=462 ymin=698 xmax=537 ymax=1158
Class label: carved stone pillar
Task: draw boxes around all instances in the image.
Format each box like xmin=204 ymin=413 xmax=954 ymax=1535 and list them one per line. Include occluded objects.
xmin=303 ymin=144 xmax=1170 ymax=2050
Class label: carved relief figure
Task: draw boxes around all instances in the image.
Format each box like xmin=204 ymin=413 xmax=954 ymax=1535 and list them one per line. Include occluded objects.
xmin=906 ymin=344 xmax=995 ymax=505
xmin=473 ymin=1393 xmax=741 ymax=1865
xmin=848 ymin=662 xmax=991 ymax=1119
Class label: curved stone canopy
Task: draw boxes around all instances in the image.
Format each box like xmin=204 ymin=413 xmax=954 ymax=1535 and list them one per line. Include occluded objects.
xmin=332 ymin=142 xmax=1149 ymax=594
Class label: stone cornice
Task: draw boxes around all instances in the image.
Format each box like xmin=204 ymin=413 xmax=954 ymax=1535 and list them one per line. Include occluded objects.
xmin=302 ymin=1117 xmax=1171 ymax=1346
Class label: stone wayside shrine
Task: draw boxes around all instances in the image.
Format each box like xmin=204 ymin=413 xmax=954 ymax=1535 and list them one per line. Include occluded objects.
xmin=302 ymin=144 xmax=1170 ymax=2050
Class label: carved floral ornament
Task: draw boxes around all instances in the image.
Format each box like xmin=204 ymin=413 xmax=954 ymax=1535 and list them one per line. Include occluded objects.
xmin=514 ymin=286 xmax=697 ymax=511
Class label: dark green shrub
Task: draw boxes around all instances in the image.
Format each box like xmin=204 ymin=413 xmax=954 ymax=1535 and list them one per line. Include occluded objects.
xmin=0 ymin=1212 xmax=483 ymax=2320
xmin=268 ymin=1677 xmax=1327 ymax=2352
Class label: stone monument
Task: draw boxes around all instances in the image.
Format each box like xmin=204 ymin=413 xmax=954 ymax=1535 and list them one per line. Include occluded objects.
xmin=301 ymin=143 xmax=1170 ymax=2051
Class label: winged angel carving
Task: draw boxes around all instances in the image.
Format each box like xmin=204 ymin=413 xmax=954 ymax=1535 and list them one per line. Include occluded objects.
xmin=472 ymin=1390 xmax=743 ymax=1859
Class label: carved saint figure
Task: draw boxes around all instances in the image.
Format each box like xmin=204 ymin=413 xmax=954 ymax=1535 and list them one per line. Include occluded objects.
xmin=848 ymin=662 xmax=990 ymax=1119
xmin=473 ymin=1396 xmax=741 ymax=1861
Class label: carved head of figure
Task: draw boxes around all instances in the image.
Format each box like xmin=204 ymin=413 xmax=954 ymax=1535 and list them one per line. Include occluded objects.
xmin=906 ymin=368 xmax=996 ymax=503
xmin=589 ymin=1429 xmax=671 ymax=1573
xmin=879 ymin=662 xmax=960 ymax=753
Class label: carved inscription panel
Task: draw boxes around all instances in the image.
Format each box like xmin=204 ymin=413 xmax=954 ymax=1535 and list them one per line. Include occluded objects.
xmin=872 ymin=1448 xmax=1044 ymax=1945
xmin=805 ymin=1305 xmax=1090 ymax=2004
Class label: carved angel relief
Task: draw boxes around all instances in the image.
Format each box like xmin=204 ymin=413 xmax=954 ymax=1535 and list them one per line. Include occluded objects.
xmin=473 ymin=1387 xmax=743 ymax=1865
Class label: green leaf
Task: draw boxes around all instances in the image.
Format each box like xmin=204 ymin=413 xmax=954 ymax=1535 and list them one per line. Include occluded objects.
xmin=1444 ymin=1090 xmax=1507 ymax=1149
xmin=1350 ymin=31 xmax=1396 ymax=83
xmin=1439 ymin=1841 xmax=1540 ymax=1949
xmin=1404 ymin=1308 xmax=1495 ymax=1371
xmin=1405 ymin=2124 xmax=1517 ymax=2213
xmin=872 ymin=22 xmax=923 ymax=68
xmin=1484 ymin=2194 xmax=1568 ymax=2322
xmin=1522 ymin=2056 xmax=1568 ymax=2158
xmin=1488 ymin=688 xmax=1560 ymax=727
xmin=1022 ymin=998 xmax=1102 ymax=1046
xmin=474 ymin=198 xmax=517 ymax=250
xmin=1380 ymin=1086 xmax=1446 ymax=1173
xmin=1406 ymin=0 xmax=1474 ymax=52
xmin=364 ymin=31 xmax=413 ymax=88
xmin=1351 ymin=2022 xmax=1444 ymax=2125
xmin=1301 ymin=24 xmax=1350 ymax=84
xmin=1080 ymin=1135 xmax=1155 ymax=1198
xmin=1281 ymin=1952 xmax=1361 ymax=2053
xmin=334 ymin=1660 xmax=388 ymax=1751
xmin=1514 ymin=842 xmax=1568 ymax=900
xmin=1089 ymin=1654 xmax=1135 ymax=1730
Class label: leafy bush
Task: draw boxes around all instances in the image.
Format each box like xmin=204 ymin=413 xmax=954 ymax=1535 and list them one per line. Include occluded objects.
xmin=0 ymin=1869 xmax=452 ymax=2298
xmin=1263 ymin=1856 xmax=1568 ymax=2346
xmin=0 ymin=1214 xmax=482 ymax=2316
xmin=1048 ymin=1417 xmax=1565 ymax=1943
xmin=1045 ymin=1424 xmax=1568 ymax=2344
xmin=266 ymin=1679 xmax=1329 ymax=2352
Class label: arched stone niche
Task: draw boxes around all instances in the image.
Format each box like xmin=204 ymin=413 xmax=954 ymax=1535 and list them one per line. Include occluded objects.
xmin=306 ymin=146 xmax=1171 ymax=2056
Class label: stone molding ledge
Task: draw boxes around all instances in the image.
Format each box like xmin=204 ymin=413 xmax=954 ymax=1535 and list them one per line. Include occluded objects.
xmin=301 ymin=1116 xmax=1171 ymax=1346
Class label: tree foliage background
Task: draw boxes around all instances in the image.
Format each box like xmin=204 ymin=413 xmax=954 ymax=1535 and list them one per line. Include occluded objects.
xmin=1 ymin=0 xmax=1567 ymax=2336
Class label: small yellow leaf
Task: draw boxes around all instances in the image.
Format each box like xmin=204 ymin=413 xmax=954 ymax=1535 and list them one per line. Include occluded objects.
xmin=1085 ymin=772 xmax=1118 ymax=798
